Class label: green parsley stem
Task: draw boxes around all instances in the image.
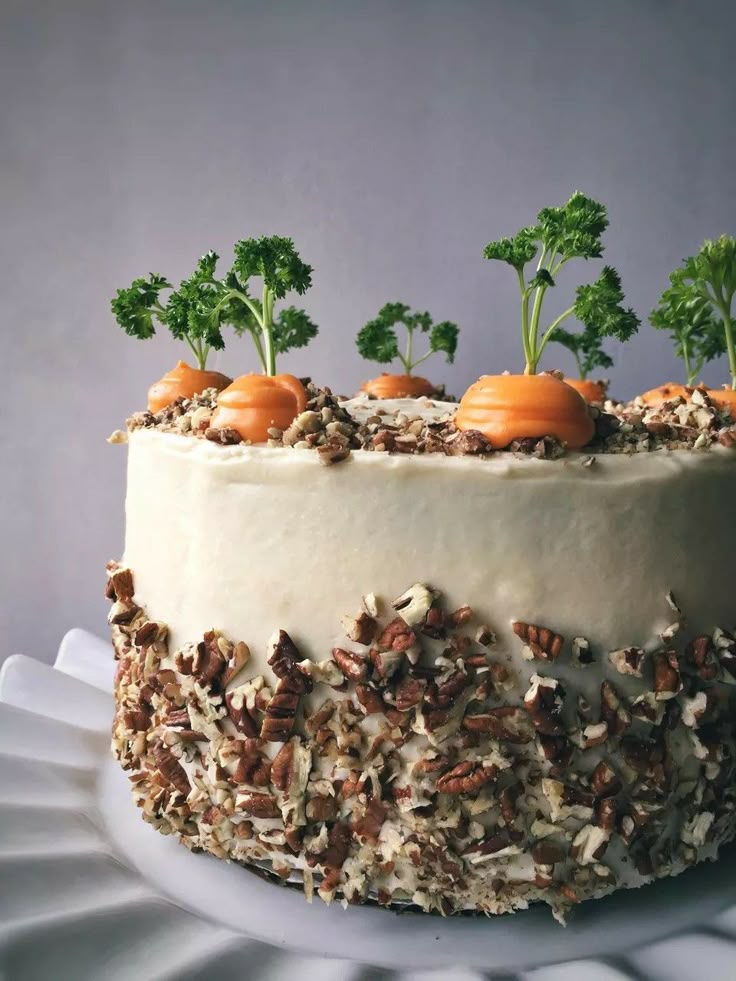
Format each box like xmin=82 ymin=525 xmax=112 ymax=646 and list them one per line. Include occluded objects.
xmin=261 ymin=285 xmax=277 ymax=376
xmin=405 ymin=328 xmax=414 ymax=374
xmin=409 ymin=349 xmax=434 ymax=370
xmin=573 ymin=348 xmax=585 ymax=379
xmin=534 ymin=304 xmax=576 ymax=370
xmin=518 ymin=270 xmax=532 ymax=371
xmin=210 ymin=288 xmax=268 ymax=373
xmin=720 ymin=308 xmax=736 ymax=388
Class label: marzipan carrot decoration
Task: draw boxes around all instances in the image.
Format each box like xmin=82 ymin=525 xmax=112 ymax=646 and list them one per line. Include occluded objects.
xmin=456 ymin=192 xmax=639 ymax=447
xmin=647 ymin=236 xmax=736 ymax=410
xmin=562 ymin=377 xmax=608 ymax=405
xmin=456 ymin=373 xmax=595 ymax=448
xmin=148 ymin=361 xmax=232 ymax=413
xmin=111 ymin=238 xmax=318 ymax=418
xmin=357 ymin=303 xmax=458 ymax=398
xmin=210 ymin=373 xmax=307 ymax=443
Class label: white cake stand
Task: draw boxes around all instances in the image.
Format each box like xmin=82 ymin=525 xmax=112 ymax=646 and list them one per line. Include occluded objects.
xmin=1 ymin=629 xmax=736 ymax=981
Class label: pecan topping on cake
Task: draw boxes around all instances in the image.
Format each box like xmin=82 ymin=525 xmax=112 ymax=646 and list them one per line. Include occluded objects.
xmin=512 ymin=621 xmax=564 ymax=660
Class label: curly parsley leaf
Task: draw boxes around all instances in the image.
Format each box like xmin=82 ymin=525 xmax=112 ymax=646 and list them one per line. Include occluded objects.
xmin=232 ymin=236 xmax=313 ymax=300
xmin=272 ymin=306 xmax=319 ymax=355
xmin=574 ymin=266 xmax=639 ymax=342
xmin=111 ymin=273 xmax=171 ymax=339
xmin=553 ymin=325 xmax=614 ymax=379
xmin=483 ymin=193 xmax=638 ymax=372
xmin=429 ymin=321 xmax=459 ymax=363
xmin=650 ymin=258 xmax=729 ymax=385
xmin=483 ymin=227 xmax=538 ymax=271
xmin=356 ymin=316 xmax=400 ymax=365
xmin=356 ymin=302 xmax=459 ymax=372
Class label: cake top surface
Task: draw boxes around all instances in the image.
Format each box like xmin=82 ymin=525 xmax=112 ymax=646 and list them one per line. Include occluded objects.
xmin=115 ymin=380 xmax=736 ymax=467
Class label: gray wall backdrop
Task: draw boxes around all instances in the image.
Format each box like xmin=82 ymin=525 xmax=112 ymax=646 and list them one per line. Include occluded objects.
xmin=2 ymin=0 xmax=736 ymax=665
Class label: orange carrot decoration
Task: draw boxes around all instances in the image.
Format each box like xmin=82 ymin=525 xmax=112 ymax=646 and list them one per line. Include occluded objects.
xmin=362 ymin=373 xmax=436 ymax=399
xmin=709 ymin=387 xmax=736 ymax=411
xmin=456 ymin=193 xmax=637 ymax=448
xmin=356 ymin=303 xmax=458 ymax=398
xmin=148 ymin=361 xmax=232 ymax=413
xmin=210 ymin=373 xmax=307 ymax=443
xmin=562 ymin=377 xmax=609 ymax=405
xmin=111 ymin=238 xmax=318 ymax=410
xmin=638 ymin=382 xmax=694 ymax=406
xmin=456 ymin=373 xmax=594 ymax=449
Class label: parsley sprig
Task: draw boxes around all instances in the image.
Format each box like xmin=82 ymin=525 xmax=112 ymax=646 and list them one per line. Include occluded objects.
xmin=484 ymin=192 xmax=639 ymax=374
xmin=650 ymin=236 xmax=735 ymax=388
xmin=356 ymin=302 xmax=458 ymax=374
xmin=552 ymin=325 xmax=614 ymax=380
xmin=111 ymin=237 xmax=317 ymax=375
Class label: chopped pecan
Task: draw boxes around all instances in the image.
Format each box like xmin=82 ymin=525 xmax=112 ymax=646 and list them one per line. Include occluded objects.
xmin=267 ymin=630 xmax=312 ymax=693
xmin=368 ymin=647 xmax=404 ymax=681
xmin=377 ymin=616 xmax=418 ymax=653
xmin=571 ymin=636 xmax=593 ymax=666
xmin=608 ymin=646 xmax=645 ymax=677
xmin=393 ymin=676 xmax=426 ymax=712
xmin=687 ymin=635 xmax=718 ymax=681
xmin=152 ymin=742 xmax=190 ymax=797
xmin=225 ymin=688 xmax=259 ymax=737
xmin=318 ymin=821 xmax=352 ymax=869
xmin=428 ymin=669 xmax=468 ymax=709
xmin=621 ymin=736 xmax=665 ymax=775
xmin=107 ymin=566 xmax=134 ymax=603
xmin=499 ymin=784 xmax=519 ymax=826
xmin=341 ymin=612 xmax=376 ymax=645
xmin=232 ymin=739 xmax=271 ymax=787
xmin=538 ymin=734 xmax=574 ymax=767
xmin=464 ymin=832 xmax=515 ymax=857
xmin=446 ymin=427 xmax=493 ymax=455
xmin=201 ymin=805 xmax=222 ymax=826
xmin=194 ymin=630 xmax=227 ymax=687
xmin=354 ymin=683 xmax=385 ymax=715
xmin=306 ymin=794 xmax=339 ymax=822
xmin=450 ymin=605 xmax=473 ymax=626
xmin=436 ymin=759 xmax=497 ymax=794
xmin=332 ymin=647 xmax=368 ymax=682
xmin=524 ymin=674 xmax=565 ymax=735
xmin=222 ymin=641 xmax=251 ymax=688
xmin=596 ymin=797 xmax=617 ymax=831
xmin=462 ymin=707 xmax=533 ymax=744
xmin=351 ymin=796 xmax=386 ymax=842
xmin=422 ymin=606 xmax=447 ymax=639
xmin=236 ymin=791 xmax=279 ymax=818
xmin=512 ymin=621 xmax=564 ymax=660
xmin=392 ymin=583 xmax=434 ymax=627
xmin=413 ymin=754 xmax=447 ymax=775
xmin=531 ymin=841 xmax=566 ymax=865
xmin=317 ymin=435 xmax=351 ymax=465
xmin=571 ymin=824 xmax=610 ymax=864
xmin=271 ymin=738 xmax=296 ymax=792
xmin=260 ymin=676 xmax=303 ymax=741
xmin=122 ymin=708 xmax=151 ymax=732
xmin=305 ymin=700 xmax=336 ymax=736
xmin=134 ymin=620 xmax=167 ymax=648
xmin=108 ymin=600 xmax=140 ymax=625
xmin=204 ymin=426 xmax=242 ymax=445
xmin=600 ymin=680 xmax=631 ymax=735
xmin=475 ymin=624 xmax=496 ymax=647
xmin=653 ymin=650 xmax=682 ymax=699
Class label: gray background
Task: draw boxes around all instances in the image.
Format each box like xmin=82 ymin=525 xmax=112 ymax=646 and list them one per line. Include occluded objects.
xmin=2 ymin=0 xmax=735 ymax=665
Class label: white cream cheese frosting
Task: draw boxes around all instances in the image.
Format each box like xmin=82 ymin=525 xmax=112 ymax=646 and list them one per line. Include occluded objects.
xmin=124 ymin=414 xmax=736 ymax=675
